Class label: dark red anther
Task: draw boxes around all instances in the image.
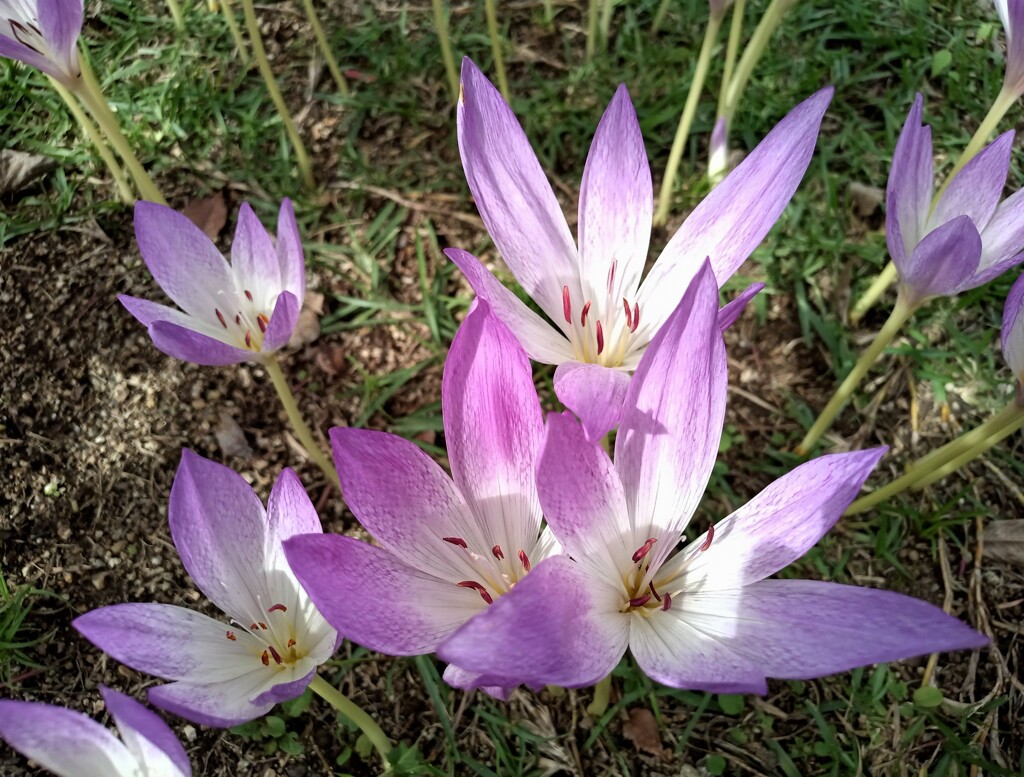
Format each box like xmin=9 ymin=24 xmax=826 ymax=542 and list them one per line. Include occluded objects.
xmin=235 ymin=313 xmax=242 ymax=325
xmin=268 ymin=603 xmax=287 ymax=614
xmin=257 ymin=313 xmax=269 ymax=333
xmin=648 ymin=580 xmax=662 ymax=602
xmin=258 ymin=621 xmax=267 ymax=630
xmin=492 ymin=544 xmax=505 ymax=560
xmin=562 ymin=285 xmax=572 ymax=323
xmin=623 ymin=298 xmax=633 ymax=330
xmin=662 ymin=593 xmax=672 ymax=612
xmin=629 ymin=594 xmax=652 ymax=608
xmin=244 ymin=329 xmax=253 ymax=348
xmin=631 ymin=537 xmax=657 ymax=563
xmin=631 ymin=302 xmax=640 ymax=333
xmin=260 ymin=650 xmax=270 ymax=667
xmin=596 ymin=320 xmax=605 ymax=354
xmin=225 ymin=630 xmax=237 ymax=641
xmin=518 ymin=549 xmax=531 ymax=572
xmin=216 ymin=308 xmax=228 ymax=328
xmin=267 ymin=645 xmax=283 ymax=665
xmin=608 ymin=260 xmax=617 ymax=294
xmin=245 ymin=289 xmax=254 ymax=302
xmin=457 ymin=580 xmax=494 ymax=604
xmin=287 ymin=638 xmax=296 ymax=648
xmin=249 ymin=623 xmax=258 ymax=630
xmin=443 ymin=536 xmax=468 ymax=549
xmin=581 ymin=301 xmax=592 ymax=327
xmin=699 ymin=524 xmax=715 ymax=552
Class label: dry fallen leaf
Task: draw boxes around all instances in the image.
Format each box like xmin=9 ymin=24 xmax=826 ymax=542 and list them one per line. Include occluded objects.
xmin=182 ymin=190 xmax=227 ymax=240
xmin=983 ymin=520 xmax=1024 ymax=566
xmin=1 ymin=149 xmax=57 ymax=196
xmin=848 ymin=181 xmax=884 ymax=218
xmin=214 ymin=411 xmax=253 ymax=459
xmin=622 ymin=707 xmax=666 ymax=759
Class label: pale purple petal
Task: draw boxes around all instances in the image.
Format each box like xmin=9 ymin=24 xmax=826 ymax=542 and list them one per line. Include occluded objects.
xmin=442 ymin=300 xmax=544 ymax=559
xmin=886 ymin=95 xmax=933 ymax=266
xmin=446 ymin=248 xmax=575 ymax=364
xmin=638 ymin=87 xmax=833 ymax=329
xmin=677 ymin=580 xmax=988 ymax=679
xmin=100 ymin=687 xmax=191 ymax=777
xmin=442 ymin=664 xmax=514 ymax=700
xmin=1002 ymin=271 xmax=1024 ymax=378
xmin=260 ymin=290 xmax=300 ymax=352
xmin=552 ymin=362 xmax=631 ymax=442
xmin=661 ymin=449 xmax=886 ymax=590
xmin=0 ymin=36 xmax=53 ymax=75
xmin=979 ymin=186 xmax=1024 ymax=273
xmin=615 ymin=262 xmax=727 ymax=572
xmin=119 ymin=295 xmax=194 ymax=329
xmin=147 ymin=320 xmax=253 ymax=365
xmin=718 ymin=282 xmax=765 ymax=333
xmin=929 ymin=131 xmax=1013 ymax=233
xmin=897 ymin=215 xmax=982 ymax=305
xmin=960 ymin=249 xmax=1024 ymax=291
xmin=283 ymin=534 xmax=482 ymax=655
xmin=708 ymin=115 xmax=728 ymax=175
xmin=457 ymin=58 xmax=579 ymax=325
xmin=577 ymin=84 xmax=652 ymax=304
xmin=437 ymin=556 xmax=629 ymax=689
xmin=147 ymin=675 xmax=275 ymax=728
xmin=275 ymin=198 xmax=305 ymax=299
xmin=997 ymin=0 xmax=1024 ymax=93
xmin=251 ymin=668 xmax=317 ymax=705
xmin=231 ymin=202 xmax=280 ymax=292
xmin=0 ymin=700 xmax=136 ymax=777
xmin=266 ymin=467 xmax=321 ymax=541
xmin=37 ymin=0 xmax=82 ymax=72
xmin=133 ymin=201 xmax=235 ymax=319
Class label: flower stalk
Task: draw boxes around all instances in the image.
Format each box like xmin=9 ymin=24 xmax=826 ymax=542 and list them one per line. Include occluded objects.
xmin=219 ymin=0 xmax=251 ymax=65
xmin=300 ymin=0 xmax=350 ymax=96
xmin=707 ymin=0 xmax=746 ymax=182
xmin=721 ymin=0 xmax=797 ymax=123
xmin=586 ymin=674 xmax=612 ymax=717
xmin=431 ymin=0 xmax=459 ymax=100
xmin=308 ymin=675 xmax=392 ymax=768
xmin=484 ymin=0 xmax=510 ymax=101
xmin=164 ymin=0 xmax=184 ymax=30
xmin=586 ymin=0 xmax=600 ymax=60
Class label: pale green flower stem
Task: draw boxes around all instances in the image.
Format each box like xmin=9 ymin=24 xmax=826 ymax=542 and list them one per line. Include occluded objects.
xmin=431 ymin=0 xmax=459 ymax=101
xmin=264 ymin=355 xmax=341 ymax=491
xmin=219 ymin=0 xmax=251 ymax=65
xmin=653 ymin=11 xmax=723 ymax=226
xmin=587 ymin=674 xmax=612 ymax=717
xmin=308 ymin=674 xmax=393 ymax=768
xmin=75 ymin=55 xmax=167 ymax=205
xmin=48 ymin=76 xmax=134 ymax=204
xmin=721 ymin=0 xmax=797 ymax=121
xmin=240 ymin=0 xmax=315 ymax=190
xmin=845 ymin=401 xmax=1024 ymax=515
xmin=651 ymin=0 xmax=672 ymax=33
xmin=300 ymin=0 xmax=350 ymax=96
xmin=598 ymin=0 xmax=616 ymax=53
xmin=717 ymin=0 xmax=746 ymax=118
xmin=585 ymin=0 xmax=600 ymax=60
xmin=484 ymin=0 xmax=510 ymax=101
xmin=850 ymin=86 xmax=1020 ymax=324
xmin=542 ymin=0 xmax=554 ymax=25
xmin=796 ymin=298 xmax=915 ymax=455
xmin=164 ymin=0 xmax=184 ymax=31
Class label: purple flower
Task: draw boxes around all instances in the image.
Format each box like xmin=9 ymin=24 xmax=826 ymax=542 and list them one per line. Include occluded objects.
xmin=996 ymin=0 xmax=1024 ymax=95
xmin=1002 ymin=272 xmax=1024 ymax=382
xmin=73 ymin=451 xmax=337 ymax=727
xmin=0 ymin=686 xmax=190 ymax=777
xmin=119 ymin=199 xmax=305 ymax=366
xmin=283 ymin=300 xmax=557 ymax=697
xmin=888 ymin=95 xmax=1024 ymax=308
xmin=436 ymin=262 xmax=988 ymax=693
xmin=0 ymin=0 xmax=82 ymax=87
xmin=449 ymin=57 xmax=830 ymax=439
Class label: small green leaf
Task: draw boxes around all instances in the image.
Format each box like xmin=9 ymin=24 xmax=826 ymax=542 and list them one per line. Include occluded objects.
xmin=354 ymin=732 xmax=373 ymax=758
xmin=263 ymin=715 xmax=286 ymax=737
xmin=931 ymin=49 xmax=952 ymax=77
xmin=913 ymin=686 xmax=944 ymax=709
xmin=717 ymin=694 xmax=745 ymax=715
xmin=706 ymin=754 xmax=727 ymax=775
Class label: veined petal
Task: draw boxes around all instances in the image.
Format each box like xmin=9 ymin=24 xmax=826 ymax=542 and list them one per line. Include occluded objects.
xmin=577 ymin=84 xmax=652 ymax=304
xmin=443 ymin=300 xmax=544 ymax=559
xmin=676 ymin=580 xmax=988 ymax=679
xmin=457 ymin=58 xmax=579 ymax=325
xmin=38 ymin=0 xmax=82 ymax=73
xmin=147 ymin=674 xmax=277 ymax=728
xmin=660 ymin=449 xmax=886 ymax=591
xmin=615 ymin=262 xmax=727 ymax=573
xmin=119 ymin=294 xmax=233 ymax=348
xmin=0 ymin=36 xmax=55 ymax=76
xmin=929 ymin=131 xmax=1013 ymax=234
xmin=1002 ymin=271 xmax=1024 ymax=379
xmin=266 ymin=468 xmax=322 ymax=542
xmin=437 ymin=556 xmax=629 ymax=689
xmin=552 ymin=362 xmax=631 ymax=442
xmin=446 ymin=248 xmax=574 ymax=364
xmin=997 ymin=0 xmax=1024 ymax=93
xmin=886 ymin=95 xmax=933 ymax=267
xmin=897 ymin=215 xmax=982 ymax=305
xmin=283 ymin=534 xmax=482 ymax=655
xmin=148 ymin=320 xmax=253 ymax=366
xmin=980 ymin=186 xmax=1024 ymax=273
xmin=276 ymin=198 xmax=305 ymax=299
xmin=0 ymin=700 xmax=137 ymax=777
xmin=133 ymin=201 xmax=235 ymax=319
xmin=100 ymin=687 xmax=191 ymax=777
xmin=260 ymin=290 xmax=300 ymax=352
xmin=638 ymin=87 xmax=833 ymax=330
xmin=718 ymin=282 xmax=765 ymax=333
xmin=231 ymin=202 xmax=281 ymax=300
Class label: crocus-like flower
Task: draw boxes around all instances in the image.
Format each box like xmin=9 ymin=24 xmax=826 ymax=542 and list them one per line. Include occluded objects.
xmin=888 ymin=95 xmax=1024 ymax=309
xmin=120 ymin=199 xmax=305 ymax=366
xmin=996 ymin=0 xmax=1024 ymax=96
xmin=0 ymin=686 xmax=190 ymax=777
xmin=73 ymin=451 xmax=337 ymax=727
xmin=0 ymin=0 xmax=82 ymax=87
xmin=283 ymin=300 xmax=557 ymax=696
xmin=1002 ymin=271 xmax=1024 ymax=384
xmin=437 ymin=262 xmax=988 ymax=692
xmin=449 ymin=57 xmax=831 ymax=439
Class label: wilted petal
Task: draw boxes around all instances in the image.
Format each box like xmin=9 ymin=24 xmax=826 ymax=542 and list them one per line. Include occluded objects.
xmin=437 ymin=556 xmax=629 ymax=689
xmin=718 ymin=282 xmax=765 ymax=333
xmin=577 ymin=84 xmax=652 ymax=304
xmin=100 ymin=687 xmax=191 ymax=777
xmin=1002 ymin=271 xmax=1024 ymax=379
xmin=897 ymin=215 xmax=982 ymax=305
xmin=553 ymin=362 xmax=631 ymax=442
xmin=147 ymin=319 xmax=253 ymax=365
xmin=929 ymin=131 xmax=1013 ymax=234
xmin=886 ymin=95 xmax=933 ymax=266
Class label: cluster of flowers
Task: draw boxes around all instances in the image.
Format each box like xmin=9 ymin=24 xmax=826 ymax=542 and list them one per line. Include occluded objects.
xmin=5 ymin=0 xmax=1024 ymax=771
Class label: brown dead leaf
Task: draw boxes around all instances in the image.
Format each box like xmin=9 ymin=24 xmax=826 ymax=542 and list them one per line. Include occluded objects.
xmin=622 ymin=707 xmax=666 ymax=759
xmin=848 ymin=181 xmax=884 ymax=218
xmin=984 ymin=520 xmax=1024 ymax=566
xmin=315 ymin=343 xmax=346 ymax=376
xmin=182 ymin=190 xmax=227 ymax=239
xmin=1 ymin=149 xmax=57 ymax=196
xmin=214 ymin=411 xmax=253 ymax=459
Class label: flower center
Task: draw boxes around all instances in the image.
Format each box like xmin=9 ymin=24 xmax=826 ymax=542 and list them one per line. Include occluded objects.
xmin=442 ymin=536 xmax=532 ymax=605
xmin=223 ymin=602 xmax=305 ymax=669
xmin=560 ymin=261 xmax=641 ymax=368
xmin=212 ymin=288 xmax=271 ymax=352
xmin=618 ymin=527 xmax=715 ymax=616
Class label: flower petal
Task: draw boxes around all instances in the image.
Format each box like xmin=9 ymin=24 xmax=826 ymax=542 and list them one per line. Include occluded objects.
xmin=615 ymin=261 xmax=727 ymax=572
xmin=1002 ymin=271 xmax=1024 ymax=379
xmin=457 ymin=58 xmax=579 ymax=325
xmin=577 ymin=84 xmax=652 ymax=304
xmin=147 ymin=319 xmax=253 ymax=365
xmin=442 ymin=664 xmax=514 ymax=701
xmin=886 ymin=95 xmax=933 ymax=267
xmin=446 ymin=248 xmax=575 ymax=364
xmin=552 ymin=362 xmax=632 ymax=442
xmin=638 ymin=87 xmax=833 ymax=329
xmin=443 ymin=300 xmax=544 ymax=559
xmin=147 ymin=675 xmax=275 ymax=728
xmin=979 ymin=186 xmax=1024 ymax=275
xmin=897 ymin=215 xmax=982 ymax=305
xmin=437 ymin=556 xmax=629 ymax=689
xmin=100 ymin=687 xmax=191 ymax=777
xmin=660 ymin=448 xmax=886 ymax=591
xmin=37 ymin=0 xmax=82 ymax=77
xmin=0 ymin=700 xmax=136 ymax=777
xmin=0 ymin=36 xmax=54 ymax=76
xmin=929 ymin=131 xmax=1013 ymax=235
xmin=276 ymin=198 xmax=305 ymax=299
xmin=231 ymin=202 xmax=281 ymax=298
xmin=266 ymin=467 xmax=322 ymax=541
xmin=676 ymin=580 xmax=988 ymax=680
xmin=283 ymin=534 xmax=482 ymax=654
xmin=260 ymin=290 xmax=300 ymax=352
xmin=997 ymin=0 xmax=1024 ymax=93
xmin=718 ymin=282 xmax=765 ymax=333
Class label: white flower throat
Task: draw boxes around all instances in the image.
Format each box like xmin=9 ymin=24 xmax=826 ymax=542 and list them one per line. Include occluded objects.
xmin=560 ymin=260 xmax=642 ymax=368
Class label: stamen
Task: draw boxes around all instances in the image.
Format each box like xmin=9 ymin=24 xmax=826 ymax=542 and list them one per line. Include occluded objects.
xmin=287 ymin=639 xmax=296 ymax=648
xmin=518 ymin=549 xmax=531 ymax=572
xmin=596 ymin=320 xmax=604 ymax=354
xmin=215 ymin=308 xmax=228 ymax=328
xmin=257 ymin=313 xmax=269 ymax=333
xmin=648 ymin=580 xmax=662 ymax=602
xmin=225 ymin=630 xmax=237 ymax=641
xmin=235 ymin=313 xmax=242 ymax=325
xmin=699 ymin=524 xmax=715 ymax=552
xmin=244 ymin=330 xmax=253 ymax=348
xmin=581 ymin=301 xmax=592 ymax=327
xmin=457 ymin=580 xmax=494 ymax=605
xmin=631 ymin=302 xmax=640 ymax=333
xmin=562 ymin=285 xmax=572 ymax=324
xmin=249 ymin=623 xmax=258 ymax=630
xmin=267 ymin=645 xmax=283 ymax=665
xmin=10 ymin=21 xmax=43 ymax=54
xmin=492 ymin=544 xmax=504 ymax=560
xmin=623 ymin=298 xmax=633 ymax=330
xmin=261 ymin=650 xmax=270 ymax=667
xmin=443 ymin=537 xmax=468 ymax=549
xmin=631 ymin=538 xmax=657 ymax=563
xmin=629 ymin=594 xmax=652 ymax=608
xmin=245 ymin=290 xmax=254 ymax=302
xmin=607 ymin=261 xmax=617 ymax=294
xmin=258 ymin=622 xmax=267 ymax=630
xmin=662 ymin=593 xmax=672 ymax=611
xmin=268 ymin=603 xmax=287 ymax=614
